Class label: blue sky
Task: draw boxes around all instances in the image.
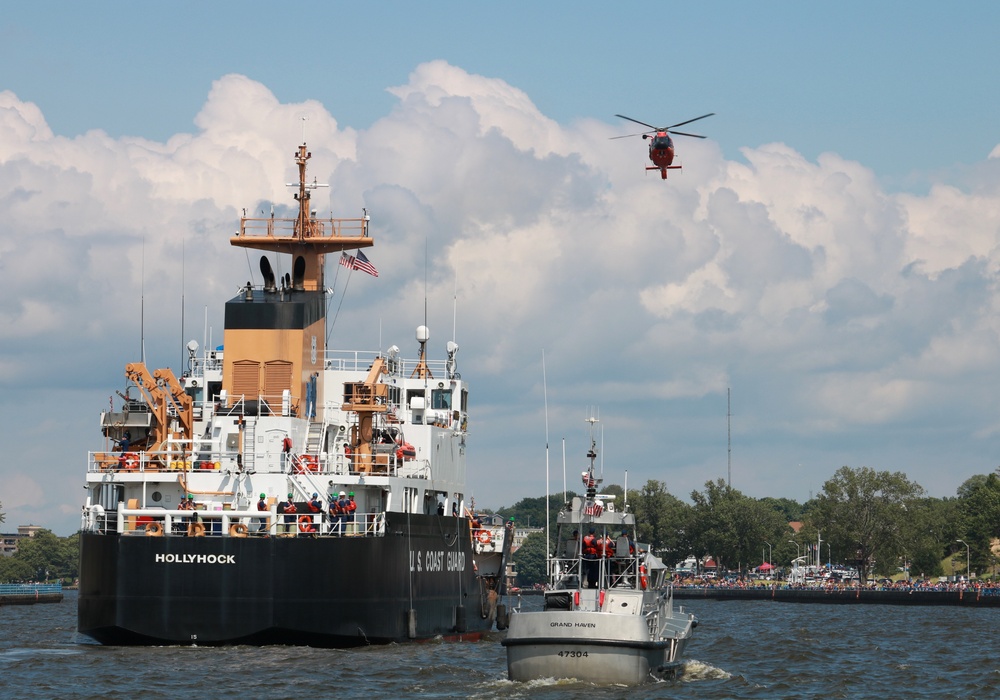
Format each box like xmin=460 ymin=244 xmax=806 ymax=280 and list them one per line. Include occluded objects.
xmin=5 ymin=3 xmax=999 ymax=184
xmin=2 ymin=3 xmax=1000 ymax=535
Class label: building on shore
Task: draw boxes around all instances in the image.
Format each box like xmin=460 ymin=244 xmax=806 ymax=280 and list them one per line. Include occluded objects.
xmin=0 ymin=525 xmax=45 ymax=557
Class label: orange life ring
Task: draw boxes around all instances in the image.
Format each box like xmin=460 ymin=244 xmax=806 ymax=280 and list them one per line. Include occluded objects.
xmin=477 ymin=530 xmax=491 ymax=545
xmin=639 ymin=564 xmax=648 ymax=590
xmin=121 ymin=452 xmax=139 ymax=471
xmin=298 ymin=515 xmax=316 ymax=533
xmin=145 ymin=522 xmax=164 ymax=537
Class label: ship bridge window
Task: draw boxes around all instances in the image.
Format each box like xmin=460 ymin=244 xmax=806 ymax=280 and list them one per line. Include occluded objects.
xmin=207 ymin=381 xmax=222 ymax=403
xmin=387 ymin=385 xmax=401 ymax=409
xmin=431 ymin=389 xmax=452 ymax=410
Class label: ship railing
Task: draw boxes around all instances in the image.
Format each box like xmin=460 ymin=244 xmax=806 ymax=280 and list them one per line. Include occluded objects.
xmin=208 ymin=392 xmax=303 ymax=419
xmin=339 ymin=455 xmax=431 ymax=479
xmin=89 ymin=447 xmax=401 ymax=477
xmin=550 ymin=556 xmax=582 ymax=590
xmin=290 ymin=451 xmax=420 ymax=477
xmin=550 ymin=554 xmax=641 ymax=592
xmin=112 ymin=507 xmax=388 ymax=538
xmin=324 ymin=350 xmax=449 ymax=378
xmin=88 ymin=447 xmax=242 ymax=474
xmin=187 ymin=354 xmax=223 ymax=374
xmin=0 ymin=583 xmax=63 ymax=595
xmin=654 ymin=606 xmax=695 ymax=640
xmin=237 ymin=215 xmax=368 ymax=241
xmin=608 ymin=555 xmax=640 ymax=589
xmin=320 ymin=511 xmax=387 ymax=537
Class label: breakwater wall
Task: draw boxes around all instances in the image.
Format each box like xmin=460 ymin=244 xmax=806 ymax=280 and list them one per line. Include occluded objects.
xmin=673 ymin=585 xmax=1000 ymax=607
xmin=0 ymin=583 xmax=64 ymax=605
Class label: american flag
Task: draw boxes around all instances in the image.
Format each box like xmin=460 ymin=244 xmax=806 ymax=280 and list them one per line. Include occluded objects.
xmin=340 ymin=250 xmax=379 ymax=278
xmin=581 ymin=471 xmax=597 ymax=488
xmin=584 ymin=501 xmax=603 ymax=517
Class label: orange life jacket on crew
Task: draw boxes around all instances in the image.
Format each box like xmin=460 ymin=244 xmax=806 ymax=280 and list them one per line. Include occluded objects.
xmin=582 ymin=534 xmax=598 ymax=556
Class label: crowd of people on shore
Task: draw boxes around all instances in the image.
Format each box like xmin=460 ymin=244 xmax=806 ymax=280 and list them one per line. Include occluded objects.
xmin=673 ymin=574 xmax=1000 ymax=594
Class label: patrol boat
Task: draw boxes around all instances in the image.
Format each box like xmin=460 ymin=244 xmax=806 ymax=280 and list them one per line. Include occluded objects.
xmin=78 ymin=144 xmax=513 ymax=646
xmin=502 ymin=419 xmax=697 ymax=684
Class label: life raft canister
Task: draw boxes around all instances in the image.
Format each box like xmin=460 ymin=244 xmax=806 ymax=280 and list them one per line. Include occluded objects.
xmin=395 ymin=442 xmax=416 ymax=461
xmin=298 ymin=515 xmax=316 ymax=533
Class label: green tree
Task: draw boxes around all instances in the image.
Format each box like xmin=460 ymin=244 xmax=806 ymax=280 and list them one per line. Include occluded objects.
xmin=759 ymin=496 xmax=805 ymax=523
xmin=62 ymin=533 xmax=80 ymax=581
xmin=497 ymin=493 xmax=577 ymax=534
xmin=956 ymin=472 xmax=1000 ymax=575
xmin=809 ymin=466 xmax=924 ymax=582
xmin=628 ymin=480 xmax=691 ymax=563
xmin=0 ymin=499 xmax=5 ymax=525
xmin=905 ymin=496 xmax=957 ymax=579
xmin=688 ymin=479 xmax=789 ymax=572
xmin=14 ymin=530 xmax=77 ymax=582
xmin=0 ymin=555 xmax=33 ymax=583
xmin=957 ymin=474 xmax=990 ymax=500
xmin=602 ymin=484 xmax=624 ymax=500
xmin=512 ymin=531 xmax=547 ymax=587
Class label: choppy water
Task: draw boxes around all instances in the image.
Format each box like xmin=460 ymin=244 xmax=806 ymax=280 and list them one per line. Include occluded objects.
xmin=3 ymin=591 xmax=998 ymax=699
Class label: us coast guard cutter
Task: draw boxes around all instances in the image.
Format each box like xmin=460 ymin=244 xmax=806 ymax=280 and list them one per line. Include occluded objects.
xmin=78 ymin=144 xmax=513 ymax=646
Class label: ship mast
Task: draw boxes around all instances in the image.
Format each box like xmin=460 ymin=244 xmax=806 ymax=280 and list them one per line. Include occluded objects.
xmin=222 ymin=144 xmax=373 ymax=421
xmin=230 ymin=143 xmax=373 ymax=291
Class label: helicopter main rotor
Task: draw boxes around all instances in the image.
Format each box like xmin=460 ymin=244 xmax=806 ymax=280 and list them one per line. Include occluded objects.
xmin=611 ymin=112 xmax=714 ymax=140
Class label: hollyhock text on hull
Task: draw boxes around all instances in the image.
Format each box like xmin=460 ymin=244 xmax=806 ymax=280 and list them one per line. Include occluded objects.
xmin=78 ymin=144 xmax=512 ymax=646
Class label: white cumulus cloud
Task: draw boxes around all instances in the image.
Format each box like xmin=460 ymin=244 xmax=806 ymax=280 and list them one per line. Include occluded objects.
xmin=3 ymin=62 xmax=1000 ymax=534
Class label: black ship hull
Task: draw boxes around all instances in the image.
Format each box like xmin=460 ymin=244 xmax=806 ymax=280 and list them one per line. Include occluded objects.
xmin=78 ymin=514 xmax=495 ymax=646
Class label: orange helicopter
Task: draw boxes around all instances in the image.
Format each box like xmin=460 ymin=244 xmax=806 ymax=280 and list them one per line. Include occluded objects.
xmin=612 ymin=113 xmax=714 ymax=179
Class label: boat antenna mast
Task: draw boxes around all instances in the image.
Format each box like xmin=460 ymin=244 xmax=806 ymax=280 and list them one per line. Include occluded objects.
xmin=582 ymin=409 xmax=602 ymax=518
xmin=543 ymin=350 xmax=551 ymax=566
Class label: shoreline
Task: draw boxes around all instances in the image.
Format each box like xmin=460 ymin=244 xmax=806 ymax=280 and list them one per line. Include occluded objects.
xmin=672 ymin=585 xmax=1000 ymax=607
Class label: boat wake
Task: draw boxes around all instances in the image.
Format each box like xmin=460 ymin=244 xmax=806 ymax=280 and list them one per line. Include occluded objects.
xmin=678 ymin=658 xmax=732 ymax=682
xmin=0 ymin=647 xmax=83 ymax=661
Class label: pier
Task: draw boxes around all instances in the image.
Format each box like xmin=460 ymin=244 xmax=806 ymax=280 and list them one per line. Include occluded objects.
xmin=0 ymin=583 xmax=64 ymax=605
